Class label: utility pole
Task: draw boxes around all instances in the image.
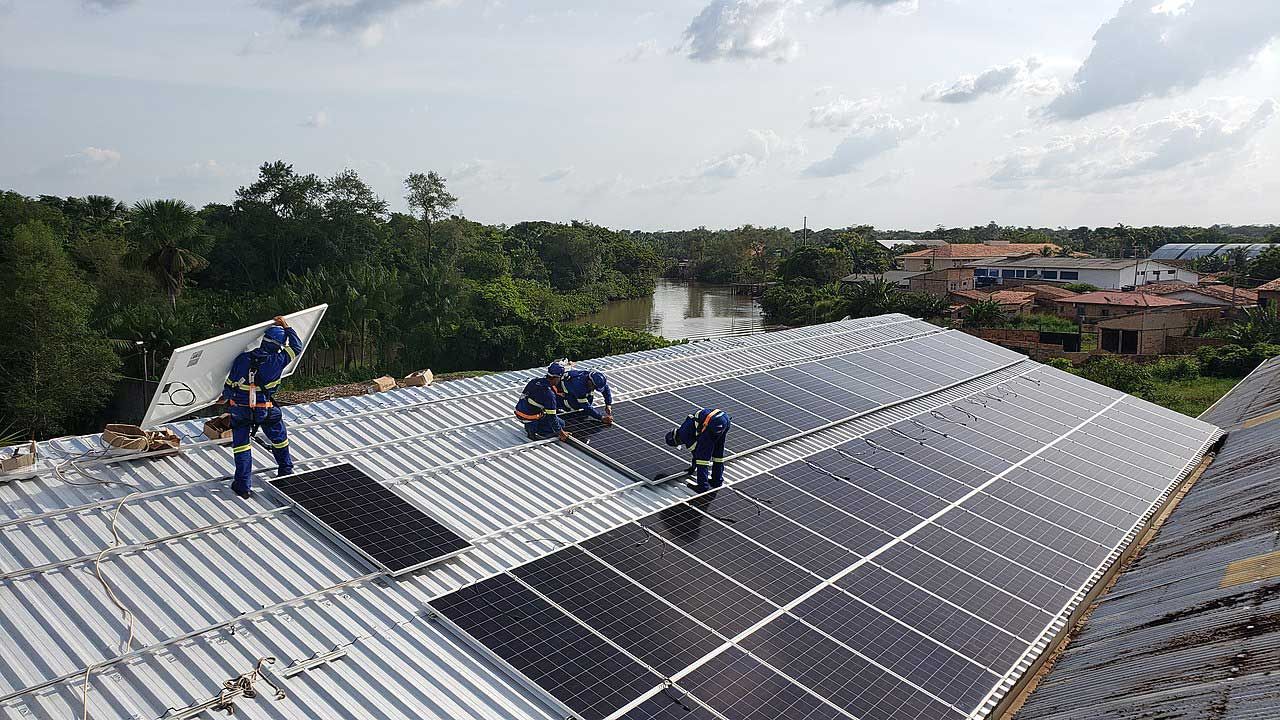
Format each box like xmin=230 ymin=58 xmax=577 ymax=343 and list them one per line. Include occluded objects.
xmin=802 ymin=216 xmax=808 ymax=247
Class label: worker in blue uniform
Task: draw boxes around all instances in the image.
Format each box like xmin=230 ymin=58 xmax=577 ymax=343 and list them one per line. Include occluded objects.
xmin=559 ymin=368 xmax=614 ymax=426
xmin=665 ymin=408 xmax=732 ymax=492
xmin=221 ymin=316 xmax=302 ymax=498
xmin=514 ymin=362 xmax=571 ymax=441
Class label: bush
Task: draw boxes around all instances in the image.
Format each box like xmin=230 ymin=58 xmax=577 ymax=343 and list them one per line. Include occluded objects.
xmin=1149 ymin=356 xmax=1200 ymax=381
xmin=1044 ymin=358 xmax=1074 ymax=372
xmin=1195 ymin=343 xmax=1280 ymax=377
xmin=1063 ymin=282 xmax=1100 ymax=293
xmin=1074 ymin=357 xmax=1159 ymax=399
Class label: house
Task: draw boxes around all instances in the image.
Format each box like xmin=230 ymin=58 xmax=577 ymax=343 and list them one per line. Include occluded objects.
xmin=839 ymin=270 xmax=919 ymax=288
xmin=974 ymin=257 xmax=1198 ymax=289
xmin=906 ymin=267 xmax=976 ymax=296
xmin=898 ymin=241 xmax=1058 ymax=272
xmin=1020 ymin=283 xmax=1079 ymax=311
xmin=1139 ymin=281 xmax=1259 ymax=308
xmin=1094 ymin=307 xmax=1222 ymax=355
xmin=1149 ymin=242 xmax=1276 ymax=262
xmin=1258 ymin=278 xmax=1280 ymax=308
xmin=1055 ymin=291 xmax=1190 ymax=326
xmin=949 ymin=288 xmax=1036 ymax=317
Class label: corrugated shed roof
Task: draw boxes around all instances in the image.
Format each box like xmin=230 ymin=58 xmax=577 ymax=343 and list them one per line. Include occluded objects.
xmin=6 ymin=314 xmax=1033 ymax=720
xmin=1056 ymin=291 xmax=1190 ymax=308
xmin=1016 ymin=355 xmax=1280 ymax=720
xmin=981 ymin=257 xmax=1180 ymax=271
xmin=901 ymin=243 xmax=1058 ymax=260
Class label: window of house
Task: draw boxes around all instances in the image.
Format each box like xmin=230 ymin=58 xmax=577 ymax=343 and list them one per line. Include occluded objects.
xmin=1042 ymin=270 xmax=1058 ymax=279
xmin=1014 ymin=270 xmax=1026 ymax=278
xmin=1060 ymin=271 xmax=1079 ymax=280
xmin=1002 ymin=269 xmax=1016 ymax=278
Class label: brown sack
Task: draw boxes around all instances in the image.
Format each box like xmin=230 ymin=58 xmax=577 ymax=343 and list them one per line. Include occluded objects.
xmin=103 ymin=423 xmax=182 ymax=455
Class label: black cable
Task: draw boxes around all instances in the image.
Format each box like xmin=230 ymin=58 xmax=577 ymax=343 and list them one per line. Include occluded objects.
xmin=910 ymin=419 xmax=948 ymax=438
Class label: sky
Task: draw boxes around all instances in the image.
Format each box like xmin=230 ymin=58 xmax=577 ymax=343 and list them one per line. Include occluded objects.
xmin=1 ymin=0 xmax=1278 ymax=231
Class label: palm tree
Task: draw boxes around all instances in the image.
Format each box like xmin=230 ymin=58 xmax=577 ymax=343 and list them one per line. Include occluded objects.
xmin=131 ymin=199 xmax=208 ymax=308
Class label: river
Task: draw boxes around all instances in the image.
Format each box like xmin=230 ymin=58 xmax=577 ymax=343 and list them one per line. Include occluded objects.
xmin=574 ymin=279 xmax=775 ymax=341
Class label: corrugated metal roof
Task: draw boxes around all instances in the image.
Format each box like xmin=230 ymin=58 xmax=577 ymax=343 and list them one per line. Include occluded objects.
xmin=1016 ymin=355 xmax=1280 ymax=720
xmin=4 ymin=314 xmax=1020 ymax=720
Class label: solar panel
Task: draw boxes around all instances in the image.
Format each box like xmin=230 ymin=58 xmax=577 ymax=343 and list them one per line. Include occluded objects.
xmin=271 ymin=463 xmax=470 ymax=575
xmin=429 ymin=330 xmax=1219 ymax=720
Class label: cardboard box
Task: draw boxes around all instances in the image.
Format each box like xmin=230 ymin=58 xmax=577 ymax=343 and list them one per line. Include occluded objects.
xmin=369 ymin=376 xmax=396 ymax=393
xmin=403 ymin=369 xmax=434 ymax=387
xmin=0 ymin=441 xmax=37 ymax=476
xmin=203 ymin=414 xmax=233 ymax=441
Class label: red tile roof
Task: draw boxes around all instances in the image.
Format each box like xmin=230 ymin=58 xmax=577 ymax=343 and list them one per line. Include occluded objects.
xmin=1021 ymin=284 xmax=1079 ymax=299
xmin=1257 ymin=278 xmax=1280 ymax=292
xmin=900 ymin=243 xmax=1059 ymax=260
xmin=1056 ymin=292 xmax=1190 ymax=308
xmin=989 ymin=291 xmax=1037 ymax=304
xmin=1141 ymin=282 xmax=1259 ymax=304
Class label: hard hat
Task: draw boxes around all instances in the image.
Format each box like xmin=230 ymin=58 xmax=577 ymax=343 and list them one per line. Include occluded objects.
xmin=262 ymin=326 xmax=287 ymax=348
xmin=664 ymin=430 xmax=678 ymax=447
xmin=547 ymin=361 xmax=567 ymax=378
xmin=588 ymin=371 xmax=607 ymax=388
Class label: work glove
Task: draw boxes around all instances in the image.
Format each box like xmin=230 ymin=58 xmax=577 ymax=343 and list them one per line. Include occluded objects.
xmin=601 ymin=414 xmax=614 ymax=427
xmin=558 ymin=430 xmax=571 ymax=442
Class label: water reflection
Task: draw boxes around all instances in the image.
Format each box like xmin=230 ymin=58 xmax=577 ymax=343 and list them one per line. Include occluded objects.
xmin=574 ymin=279 xmax=774 ymax=340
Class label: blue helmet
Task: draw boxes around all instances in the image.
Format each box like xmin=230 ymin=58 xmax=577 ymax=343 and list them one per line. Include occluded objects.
xmin=664 ymin=430 xmax=678 ymax=447
xmin=547 ymin=361 xmax=567 ymax=378
xmin=588 ymin=371 xmax=607 ymax=389
xmin=261 ymin=326 xmax=287 ymax=350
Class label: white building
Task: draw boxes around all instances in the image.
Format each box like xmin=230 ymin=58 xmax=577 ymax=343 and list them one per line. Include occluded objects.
xmin=973 ymin=257 xmax=1198 ymax=289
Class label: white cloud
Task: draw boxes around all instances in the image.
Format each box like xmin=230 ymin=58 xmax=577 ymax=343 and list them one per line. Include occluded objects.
xmin=865 ymin=169 xmax=911 ymax=188
xmin=803 ymin=114 xmax=927 ymax=177
xmin=1045 ymin=0 xmax=1280 ymax=120
xmin=450 ymin=159 xmax=514 ymax=189
xmin=633 ymin=129 xmax=798 ymax=194
xmin=28 ymin=146 xmax=123 ymax=183
xmin=257 ymin=0 xmax=436 ymax=39
xmin=830 ymin=0 xmax=918 ymax=14
xmin=620 ymin=39 xmax=661 ymax=63
xmin=539 ymin=167 xmax=574 ymax=183
xmin=77 ymin=147 xmax=122 ymax=166
xmin=300 ymin=110 xmax=329 ymax=128
xmin=81 ymin=0 xmax=134 ymax=11
xmin=923 ymin=58 xmax=1058 ymax=104
xmin=681 ymin=0 xmax=801 ymax=63
xmin=808 ymin=95 xmax=884 ymax=130
xmin=990 ymin=99 xmax=1277 ymax=188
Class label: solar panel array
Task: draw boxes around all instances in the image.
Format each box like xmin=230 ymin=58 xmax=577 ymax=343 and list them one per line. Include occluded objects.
xmin=433 ymin=340 xmax=1219 ymax=720
xmin=272 ymin=463 xmax=471 ymax=575
xmin=568 ymin=330 xmax=1019 ymax=482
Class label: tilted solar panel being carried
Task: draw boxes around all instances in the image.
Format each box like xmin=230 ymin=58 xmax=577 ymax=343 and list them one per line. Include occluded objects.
xmin=431 ymin=338 xmax=1220 ymax=720
xmin=271 ymin=462 xmax=470 ymax=575
xmin=568 ymin=329 xmax=1022 ymax=483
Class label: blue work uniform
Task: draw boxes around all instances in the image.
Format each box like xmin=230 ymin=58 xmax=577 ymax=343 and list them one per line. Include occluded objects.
xmin=221 ymin=327 xmax=302 ymax=497
xmin=670 ymin=408 xmax=732 ymax=492
xmin=514 ymin=377 xmax=565 ymax=439
xmin=559 ymin=369 xmax=613 ymax=420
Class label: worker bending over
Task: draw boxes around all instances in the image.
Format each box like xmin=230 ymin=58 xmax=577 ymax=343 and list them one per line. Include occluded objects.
xmin=560 ymin=368 xmax=614 ymax=425
xmin=514 ymin=362 xmax=570 ymax=441
xmin=665 ymin=408 xmax=732 ymax=492
xmin=222 ymin=316 xmax=302 ymax=498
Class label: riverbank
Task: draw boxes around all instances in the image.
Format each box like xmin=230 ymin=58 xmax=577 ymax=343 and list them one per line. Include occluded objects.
xmin=573 ymin=279 xmax=777 ymax=340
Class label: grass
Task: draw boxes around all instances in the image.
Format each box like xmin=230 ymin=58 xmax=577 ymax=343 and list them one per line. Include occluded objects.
xmin=1151 ymin=376 xmax=1242 ymax=417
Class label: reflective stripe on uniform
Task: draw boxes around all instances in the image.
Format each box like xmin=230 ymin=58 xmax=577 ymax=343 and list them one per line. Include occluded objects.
xmin=712 ymin=457 xmax=726 ymax=463
xmin=263 ymin=378 xmax=282 ymax=390
xmin=544 ymin=409 xmax=559 ymax=415
xmin=270 ymin=438 xmax=290 ymax=449
xmin=694 ymin=459 xmax=712 ymax=466
xmin=527 ymin=398 xmax=545 ymax=409
xmin=284 ymin=345 xmax=298 ymax=361
xmin=232 ymin=444 xmax=252 ymax=454
xmin=225 ymin=380 xmax=256 ymax=391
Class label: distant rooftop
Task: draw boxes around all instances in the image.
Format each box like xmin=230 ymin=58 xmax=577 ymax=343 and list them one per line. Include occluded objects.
xmin=1141 ymin=282 xmax=1259 ymax=304
xmin=1149 ymin=242 xmax=1277 ymax=261
xmin=899 ymin=242 xmax=1058 ymax=259
xmin=1057 ymin=291 xmax=1190 ymax=307
xmin=982 ymin=257 xmax=1182 ymax=271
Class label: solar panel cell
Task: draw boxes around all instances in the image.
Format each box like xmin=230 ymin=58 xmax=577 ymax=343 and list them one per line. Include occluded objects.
xmin=679 ymin=647 xmax=847 ymax=720
xmin=272 ymin=463 xmax=469 ymax=575
xmin=770 ymin=462 xmax=925 ymax=536
xmin=621 ymin=692 xmax=721 ymax=720
xmin=906 ymin=525 xmax=1074 ymax=611
xmin=736 ymin=474 xmax=894 ymax=556
xmin=431 ymin=574 xmax=660 ymax=720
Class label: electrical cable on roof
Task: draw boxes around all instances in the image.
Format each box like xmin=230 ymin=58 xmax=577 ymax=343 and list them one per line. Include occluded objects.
xmin=521 ymin=538 xmax=566 ymax=548
xmin=966 ymin=396 xmax=989 ymax=408
xmin=930 ymin=409 xmax=971 ymax=427
xmin=949 ymin=405 xmax=980 ymax=423
xmin=887 ymin=427 xmax=927 ymax=445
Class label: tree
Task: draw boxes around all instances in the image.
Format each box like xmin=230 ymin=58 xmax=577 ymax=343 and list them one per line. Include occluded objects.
xmin=777 ymin=246 xmax=851 ymax=284
xmin=0 ymin=222 xmax=119 ymax=436
xmin=1250 ymin=246 xmax=1280 ymax=286
xmin=404 ymin=171 xmax=457 ymax=247
xmin=131 ymin=199 xmax=209 ymax=308
xmin=965 ymin=299 xmax=1005 ymax=327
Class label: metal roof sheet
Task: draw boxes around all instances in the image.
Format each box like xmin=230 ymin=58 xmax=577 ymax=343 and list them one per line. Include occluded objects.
xmin=1016 ymin=355 xmax=1280 ymax=720
xmin=2 ymin=314 xmax=991 ymax=720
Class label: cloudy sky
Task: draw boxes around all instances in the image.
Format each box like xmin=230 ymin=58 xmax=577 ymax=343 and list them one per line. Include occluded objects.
xmin=1 ymin=0 xmax=1278 ymax=231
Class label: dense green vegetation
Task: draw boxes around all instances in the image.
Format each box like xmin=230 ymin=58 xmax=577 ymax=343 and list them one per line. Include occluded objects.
xmin=0 ymin=163 xmax=668 ymax=437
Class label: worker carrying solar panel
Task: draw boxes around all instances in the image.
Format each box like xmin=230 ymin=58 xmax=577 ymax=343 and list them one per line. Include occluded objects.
xmin=514 ymin=362 xmax=572 ymax=441
xmin=665 ymin=408 xmax=732 ymax=493
xmin=558 ymin=367 xmax=614 ymax=426
xmin=219 ymin=316 xmax=301 ymax=499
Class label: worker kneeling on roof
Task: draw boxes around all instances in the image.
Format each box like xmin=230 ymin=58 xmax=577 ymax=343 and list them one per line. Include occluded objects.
xmin=559 ymin=367 xmax=614 ymax=426
xmin=221 ymin=316 xmax=302 ymax=498
xmin=514 ymin=362 xmax=571 ymax=441
xmin=665 ymin=408 xmax=732 ymax=493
